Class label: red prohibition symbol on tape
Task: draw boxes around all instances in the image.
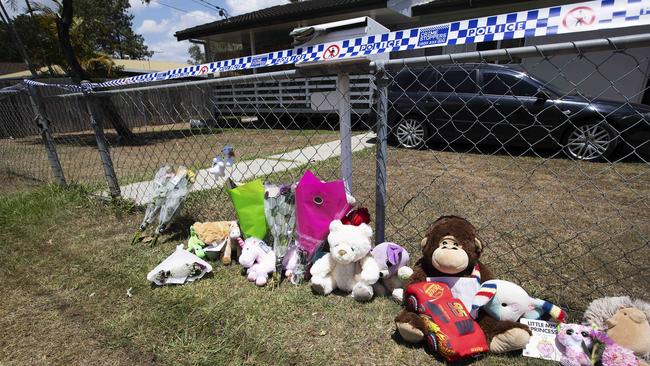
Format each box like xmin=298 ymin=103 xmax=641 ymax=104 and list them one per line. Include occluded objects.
xmin=323 ymin=44 xmax=341 ymax=60
xmin=563 ymin=6 xmax=596 ymax=29
xmin=199 ymin=65 xmax=209 ymax=74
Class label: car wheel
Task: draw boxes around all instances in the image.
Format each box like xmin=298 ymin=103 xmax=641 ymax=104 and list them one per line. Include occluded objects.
xmin=426 ymin=333 xmax=438 ymax=353
xmin=563 ymin=121 xmax=618 ymax=161
xmin=405 ymin=295 xmax=418 ymax=312
xmin=394 ymin=116 xmax=429 ymax=149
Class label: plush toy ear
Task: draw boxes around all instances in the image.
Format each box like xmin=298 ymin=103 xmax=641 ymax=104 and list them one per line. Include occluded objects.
xmin=358 ymin=223 xmax=373 ymax=238
xmin=475 ymin=237 xmax=483 ymax=253
xmin=420 ymin=237 xmax=428 ymax=248
xmin=386 ymin=244 xmax=403 ymax=266
xmin=471 ymin=281 xmax=498 ymax=314
xmin=329 ymin=219 xmax=343 ymax=231
xmin=627 ymin=309 xmax=645 ymax=324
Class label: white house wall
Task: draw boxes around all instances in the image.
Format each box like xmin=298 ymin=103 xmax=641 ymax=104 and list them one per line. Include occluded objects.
xmin=521 ymin=25 xmax=650 ymax=104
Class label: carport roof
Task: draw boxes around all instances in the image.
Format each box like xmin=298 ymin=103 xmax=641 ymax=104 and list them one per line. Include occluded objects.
xmin=174 ymin=0 xmax=387 ymax=41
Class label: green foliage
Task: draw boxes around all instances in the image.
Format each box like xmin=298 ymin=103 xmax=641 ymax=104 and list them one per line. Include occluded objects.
xmin=0 ymin=184 xmax=90 ymax=233
xmin=0 ymin=13 xmax=61 ymax=67
xmin=187 ymin=43 xmax=205 ymax=65
xmin=1 ymin=0 xmax=151 ymax=77
xmin=72 ymin=0 xmax=152 ymax=60
xmin=81 ymin=53 xmax=124 ymax=78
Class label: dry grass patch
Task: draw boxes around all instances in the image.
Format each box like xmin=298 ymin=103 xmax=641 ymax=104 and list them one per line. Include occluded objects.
xmin=1 ymin=139 xmax=648 ymax=365
xmin=0 ymin=124 xmax=339 ymax=186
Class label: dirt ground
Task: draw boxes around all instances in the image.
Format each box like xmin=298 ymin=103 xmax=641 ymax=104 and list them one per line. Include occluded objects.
xmin=178 ymin=141 xmax=650 ymax=315
xmin=0 ymin=124 xmax=339 ymax=186
xmin=0 ymin=174 xmax=43 ymax=195
xmin=0 ymin=185 xmax=552 ymax=366
xmin=1 ymin=131 xmax=648 ymax=365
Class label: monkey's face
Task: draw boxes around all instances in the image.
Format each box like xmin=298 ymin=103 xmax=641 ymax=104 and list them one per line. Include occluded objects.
xmin=431 ymin=235 xmax=469 ymax=274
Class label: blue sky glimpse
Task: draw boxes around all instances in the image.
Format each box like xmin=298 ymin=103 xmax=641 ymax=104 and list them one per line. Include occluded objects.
xmin=129 ymin=0 xmax=286 ymax=63
xmin=6 ymin=0 xmax=288 ymax=64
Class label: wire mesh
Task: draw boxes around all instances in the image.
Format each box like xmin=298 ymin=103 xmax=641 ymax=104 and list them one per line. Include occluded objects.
xmin=0 ymin=85 xmax=50 ymax=182
xmin=0 ymin=35 xmax=648 ymax=316
xmin=378 ymin=37 xmax=650 ymax=314
xmin=37 ymin=71 xmax=377 ymax=223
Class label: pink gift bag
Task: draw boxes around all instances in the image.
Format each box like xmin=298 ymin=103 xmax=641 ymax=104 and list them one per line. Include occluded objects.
xmin=294 ymin=170 xmax=352 ymax=259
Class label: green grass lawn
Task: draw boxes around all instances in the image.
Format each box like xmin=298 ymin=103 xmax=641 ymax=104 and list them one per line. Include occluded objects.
xmin=0 ymin=184 xmax=556 ymax=366
xmin=2 ymin=132 xmax=648 ymax=365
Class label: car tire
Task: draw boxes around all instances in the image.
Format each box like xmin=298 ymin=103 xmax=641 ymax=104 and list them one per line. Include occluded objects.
xmin=563 ymin=120 xmax=618 ymax=161
xmin=426 ymin=333 xmax=439 ymax=353
xmin=393 ymin=116 xmax=429 ymax=149
xmin=405 ymin=295 xmax=418 ymax=312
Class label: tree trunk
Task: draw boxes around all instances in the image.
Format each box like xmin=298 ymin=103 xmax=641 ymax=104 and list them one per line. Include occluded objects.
xmin=56 ymin=0 xmax=135 ymax=141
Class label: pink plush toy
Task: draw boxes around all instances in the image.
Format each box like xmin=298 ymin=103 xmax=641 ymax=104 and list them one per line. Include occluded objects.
xmin=556 ymin=323 xmax=593 ymax=366
xmin=239 ymin=237 xmax=275 ymax=286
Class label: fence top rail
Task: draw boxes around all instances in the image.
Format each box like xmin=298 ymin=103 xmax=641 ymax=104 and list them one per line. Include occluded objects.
xmin=377 ymin=34 xmax=650 ymax=70
xmin=50 ymin=69 xmax=301 ymax=98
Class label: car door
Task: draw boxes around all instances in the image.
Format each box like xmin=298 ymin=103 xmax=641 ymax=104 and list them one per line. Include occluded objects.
xmin=428 ymin=67 xmax=480 ymax=144
xmin=478 ymin=69 xmax=567 ymax=148
xmin=388 ymin=68 xmax=437 ymax=125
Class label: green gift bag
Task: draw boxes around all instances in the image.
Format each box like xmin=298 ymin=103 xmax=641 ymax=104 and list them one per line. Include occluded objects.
xmin=226 ymin=179 xmax=268 ymax=240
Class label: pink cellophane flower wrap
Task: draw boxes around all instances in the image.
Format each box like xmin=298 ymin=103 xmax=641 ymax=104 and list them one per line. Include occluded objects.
xmin=294 ymin=170 xmax=352 ymax=259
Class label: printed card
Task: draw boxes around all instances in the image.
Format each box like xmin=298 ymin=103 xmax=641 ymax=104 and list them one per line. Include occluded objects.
xmin=520 ymin=318 xmax=561 ymax=361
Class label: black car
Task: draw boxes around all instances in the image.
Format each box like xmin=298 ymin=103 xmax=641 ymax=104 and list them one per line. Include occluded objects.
xmin=388 ymin=63 xmax=650 ymax=160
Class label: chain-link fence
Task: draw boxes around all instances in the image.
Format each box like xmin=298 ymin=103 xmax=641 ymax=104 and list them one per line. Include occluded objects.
xmin=374 ymin=35 xmax=650 ymax=313
xmin=0 ymin=34 xmax=649 ymax=315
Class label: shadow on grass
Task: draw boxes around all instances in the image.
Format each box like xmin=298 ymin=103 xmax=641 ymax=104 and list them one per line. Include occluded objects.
xmin=389 ymin=331 xmax=486 ymax=365
xmin=43 ymin=128 xmax=227 ymax=147
xmin=158 ymin=214 xmax=197 ymax=244
xmin=389 ymin=138 xmax=650 ymax=163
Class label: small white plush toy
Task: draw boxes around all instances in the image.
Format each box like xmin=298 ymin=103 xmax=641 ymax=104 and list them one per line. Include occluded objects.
xmin=238 ymin=237 xmax=275 ymax=286
xmin=371 ymin=242 xmax=413 ymax=303
xmin=310 ymin=220 xmax=380 ymax=302
xmin=471 ymin=279 xmax=566 ymax=322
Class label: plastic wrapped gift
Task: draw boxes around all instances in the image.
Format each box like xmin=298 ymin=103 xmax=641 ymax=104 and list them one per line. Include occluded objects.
xmin=226 ymin=179 xmax=268 ymax=240
xmin=147 ymin=245 xmax=212 ymax=285
xmin=294 ymin=170 xmax=352 ymax=260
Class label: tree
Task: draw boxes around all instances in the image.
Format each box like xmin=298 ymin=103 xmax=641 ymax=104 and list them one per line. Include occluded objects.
xmin=4 ymin=0 xmax=151 ymax=139
xmin=51 ymin=0 xmax=135 ymax=139
xmin=0 ymin=1 xmax=36 ymax=75
xmin=2 ymin=0 xmax=152 ymax=69
xmin=72 ymin=0 xmax=152 ymax=60
xmin=187 ymin=43 xmax=205 ymax=65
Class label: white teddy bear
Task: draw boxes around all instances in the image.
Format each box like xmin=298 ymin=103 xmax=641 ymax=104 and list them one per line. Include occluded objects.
xmin=310 ymin=220 xmax=380 ymax=302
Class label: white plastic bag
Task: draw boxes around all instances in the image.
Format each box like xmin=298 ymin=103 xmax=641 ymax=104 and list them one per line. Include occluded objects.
xmin=147 ymin=245 xmax=213 ymax=285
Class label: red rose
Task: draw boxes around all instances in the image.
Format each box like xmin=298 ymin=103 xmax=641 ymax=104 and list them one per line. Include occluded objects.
xmin=341 ymin=207 xmax=371 ymax=226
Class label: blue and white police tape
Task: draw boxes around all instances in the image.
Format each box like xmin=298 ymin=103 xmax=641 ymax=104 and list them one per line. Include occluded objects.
xmin=32 ymin=0 xmax=650 ymax=90
xmin=23 ymin=79 xmax=83 ymax=92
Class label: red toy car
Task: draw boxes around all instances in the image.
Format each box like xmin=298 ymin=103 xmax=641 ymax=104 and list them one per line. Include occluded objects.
xmin=404 ymin=281 xmax=488 ymax=361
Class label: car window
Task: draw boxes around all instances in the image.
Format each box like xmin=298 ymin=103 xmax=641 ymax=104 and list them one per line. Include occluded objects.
xmin=394 ymin=69 xmax=437 ymax=92
xmin=482 ymin=71 xmax=538 ymax=97
xmin=435 ymin=69 xmax=477 ymax=93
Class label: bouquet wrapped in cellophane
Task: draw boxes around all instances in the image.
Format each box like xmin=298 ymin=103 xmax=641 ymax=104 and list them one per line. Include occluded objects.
xmin=132 ymin=165 xmax=195 ymax=246
xmin=264 ymin=183 xmax=296 ymax=285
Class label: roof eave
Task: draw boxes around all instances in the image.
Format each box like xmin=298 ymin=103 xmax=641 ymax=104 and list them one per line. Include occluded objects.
xmin=174 ymin=0 xmax=387 ymax=41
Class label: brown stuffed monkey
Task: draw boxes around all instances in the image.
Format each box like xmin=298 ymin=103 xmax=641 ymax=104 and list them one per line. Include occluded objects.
xmin=394 ymin=215 xmax=532 ymax=353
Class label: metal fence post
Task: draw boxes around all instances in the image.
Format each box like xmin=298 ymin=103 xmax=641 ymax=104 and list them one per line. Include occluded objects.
xmin=336 ymin=72 xmax=353 ymax=196
xmin=374 ymin=63 xmax=388 ymax=244
xmin=80 ymin=81 xmax=121 ymax=198
xmin=26 ymin=84 xmax=67 ymax=186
